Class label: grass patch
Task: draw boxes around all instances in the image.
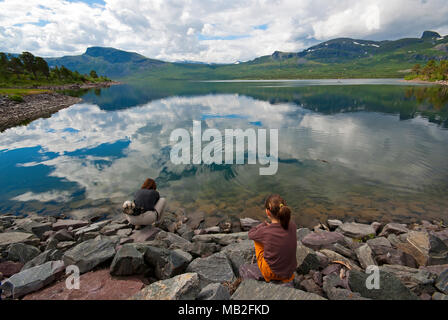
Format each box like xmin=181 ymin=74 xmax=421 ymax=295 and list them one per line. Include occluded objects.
xmin=0 ymin=88 xmax=50 ymax=96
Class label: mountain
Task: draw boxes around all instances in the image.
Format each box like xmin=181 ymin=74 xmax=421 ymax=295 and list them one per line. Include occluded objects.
xmin=44 ymin=31 xmax=448 ymax=80
xmin=46 ymin=47 xmax=166 ymax=78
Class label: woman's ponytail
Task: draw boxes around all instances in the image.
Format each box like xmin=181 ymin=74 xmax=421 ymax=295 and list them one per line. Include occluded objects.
xmin=278 ymin=204 xmax=291 ymax=230
xmin=265 ymin=194 xmax=291 ymax=230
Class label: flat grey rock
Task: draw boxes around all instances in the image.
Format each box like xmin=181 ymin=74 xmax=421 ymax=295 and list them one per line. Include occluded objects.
xmin=231 ymin=279 xmax=326 ymax=300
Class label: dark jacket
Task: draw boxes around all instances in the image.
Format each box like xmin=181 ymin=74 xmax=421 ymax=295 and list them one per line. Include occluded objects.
xmin=134 ymin=189 xmax=160 ymax=212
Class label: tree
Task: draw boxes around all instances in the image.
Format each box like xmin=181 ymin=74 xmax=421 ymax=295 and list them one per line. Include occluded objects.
xmin=89 ymin=70 xmax=98 ymax=79
xmin=0 ymin=52 xmax=9 ymax=78
xmin=35 ymin=57 xmax=50 ymax=79
xmin=412 ymin=64 xmax=421 ymax=75
xmin=19 ymin=52 xmax=38 ymax=79
xmin=8 ymin=57 xmax=24 ymax=79
xmin=59 ymin=65 xmax=72 ymax=80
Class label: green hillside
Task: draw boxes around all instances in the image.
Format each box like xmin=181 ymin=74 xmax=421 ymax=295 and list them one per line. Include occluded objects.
xmin=44 ymin=31 xmax=448 ymax=81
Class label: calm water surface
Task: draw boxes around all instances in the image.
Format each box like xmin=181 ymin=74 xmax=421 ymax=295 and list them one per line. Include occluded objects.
xmin=1 ymin=79 xmax=447 ymax=227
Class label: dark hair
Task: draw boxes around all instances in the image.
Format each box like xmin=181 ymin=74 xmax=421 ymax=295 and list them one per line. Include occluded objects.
xmin=141 ymin=178 xmax=157 ymax=190
xmin=264 ymin=194 xmax=291 ymax=230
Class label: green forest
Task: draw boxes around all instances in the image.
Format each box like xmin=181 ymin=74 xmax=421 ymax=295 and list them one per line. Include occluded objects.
xmin=406 ymin=60 xmax=448 ymax=81
xmin=0 ymin=51 xmax=110 ymax=87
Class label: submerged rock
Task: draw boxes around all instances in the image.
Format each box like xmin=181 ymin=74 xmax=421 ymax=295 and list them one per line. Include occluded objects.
xmin=131 ymin=272 xmax=200 ymax=300
xmin=231 ymin=279 xmax=326 ymax=300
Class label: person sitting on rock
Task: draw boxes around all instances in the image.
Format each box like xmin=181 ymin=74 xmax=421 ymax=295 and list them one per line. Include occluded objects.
xmin=123 ymin=178 xmax=166 ymax=229
xmin=241 ymin=194 xmax=297 ymax=286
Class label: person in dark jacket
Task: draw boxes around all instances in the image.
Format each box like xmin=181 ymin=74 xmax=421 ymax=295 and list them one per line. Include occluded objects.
xmin=244 ymin=194 xmax=297 ymax=284
xmin=124 ymin=178 xmax=166 ymax=228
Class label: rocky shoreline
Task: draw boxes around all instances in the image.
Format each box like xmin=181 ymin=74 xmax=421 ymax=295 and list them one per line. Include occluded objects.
xmin=0 ymin=81 xmax=120 ymax=132
xmin=1 ymin=209 xmax=447 ymax=300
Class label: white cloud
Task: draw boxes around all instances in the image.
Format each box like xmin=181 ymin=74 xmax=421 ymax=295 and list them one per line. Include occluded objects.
xmin=0 ymin=0 xmax=447 ymax=63
xmin=11 ymin=190 xmax=72 ymax=202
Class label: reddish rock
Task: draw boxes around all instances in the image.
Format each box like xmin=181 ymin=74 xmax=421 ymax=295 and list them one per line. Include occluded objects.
xmin=0 ymin=261 xmax=24 ymax=277
xmin=23 ymin=269 xmax=145 ymax=300
xmin=301 ymin=231 xmax=345 ymax=250
xmin=130 ymin=226 xmax=161 ymax=242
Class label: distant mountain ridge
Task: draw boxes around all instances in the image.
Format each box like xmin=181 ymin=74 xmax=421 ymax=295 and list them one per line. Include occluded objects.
xmin=43 ymin=31 xmax=448 ymax=80
xmin=46 ymin=46 xmax=165 ymax=78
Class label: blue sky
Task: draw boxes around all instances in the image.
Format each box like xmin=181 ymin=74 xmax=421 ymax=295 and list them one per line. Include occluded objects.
xmin=1 ymin=0 xmax=448 ymax=63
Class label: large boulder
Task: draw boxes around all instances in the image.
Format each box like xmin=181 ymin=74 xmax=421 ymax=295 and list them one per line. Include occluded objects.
xmin=240 ymin=218 xmax=261 ymax=231
xmin=7 ymin=243 xmax=41 ymax=264
xmin=336 ymin=222 xmax=376 ymax=240
xmin=155 ymin=231 xmax=193 ymax=252
xmin=62 ymin=238 xmax=117 ymax=274
xmin=231 ymin=279 xmax=326 ymax=300
xmin=131 ymin=272 xmax=200 ymax=300
xmin=110 ymin=244 xmax=146 ymax=276
xmin=130 ymin=226 xmax=162 ymax=242
xmin=378 ymin=223 xmax=409 ymax=237
xmin=1 ymin=260 xmax=65 ymax=298
xmin=186 ymin=252 xmax=235 ymax=288
xmin=296 ymin=242 xmax=321 ymax=274
xmin=435 ymin=269 xmax=448 ymax=294
xmin=192 ymin=232 xmax=248 ymax=246
xmin=22 ymin=249 xmax=63 ymax=271
xmin=0 ymin=232 xmax=40 ymax=250
xmin=31 ymin=222 xmax=52 ymax=239
xmin=23 ymin=269 xmax=144 ymax=300
xmin=396 ymin=231 xmax=448 ymax=266
xmin=296 ymin=228 xmax=312 ymax=242
xmin=197 ymin=283 xmax=231 ymax=300
xmin=379 ymin=264 xmax=437 ymax=295
xmin=143 ymin=246 xmax=192 ymax=279
xmin=348 ymin=269 xmax=418 ymax=300
xmin=190 ymin=241 xmax=220 ymax=257
xmin=221 ymin=240 xmax=255 ymax=276
xmin=355 ymin=244 xmax=376 ymax=269
xmin=301 ymin=231 xmax=345 ymax=251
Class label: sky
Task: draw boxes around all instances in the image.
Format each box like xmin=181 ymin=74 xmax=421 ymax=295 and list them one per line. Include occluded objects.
xmin=1 ymin=0 xmax=448 ymax=63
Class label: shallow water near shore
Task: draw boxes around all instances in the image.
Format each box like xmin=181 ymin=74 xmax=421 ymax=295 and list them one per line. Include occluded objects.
xmin=1 ymin=79 xmax=448 ymax=227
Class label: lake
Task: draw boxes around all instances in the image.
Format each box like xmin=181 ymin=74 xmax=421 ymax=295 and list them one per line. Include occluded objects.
xmin=1 ymin=79 xmax=448 ymax=227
